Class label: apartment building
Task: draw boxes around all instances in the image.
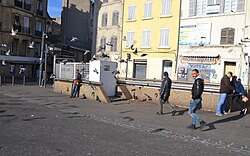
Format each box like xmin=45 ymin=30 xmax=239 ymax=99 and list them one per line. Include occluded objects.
xmin=178 ymin=0 xmax=250 ymax=85
xmin=96 ymin=0 xmax=124 ymax=62
xmin=121 ymin=0 xmax=181 ymax=80
xmin=0 ymin=0 xmax=51 ymax=78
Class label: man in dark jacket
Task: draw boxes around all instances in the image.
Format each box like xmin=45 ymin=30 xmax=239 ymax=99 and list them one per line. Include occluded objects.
xmin=215 ymin=72 xmax=234 ymax=116
xmin=156 ymin=72 xmax=176 ymax=116
xmin=187 ymin=69 xmax=206 ymax=130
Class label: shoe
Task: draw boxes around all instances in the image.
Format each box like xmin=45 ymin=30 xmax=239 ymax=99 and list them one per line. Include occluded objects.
xmin=187 ymin=124 xmax=196 ymax=130
xmin=244 ymin=108 xmax=248 ymax=115
xmin=69 ymin=96 xmax=73 ymax=98
xmin=172 ymin=110 xmax=176 ymax=116
xmin=156 ymin=112 xmax=163 ymax=115
xmin=223 ymin=111 xmax=228 ymax=115
xmin=199 ymin=121 xmax=207 ymax=130
xmin=215 ymin=113 xmax=223 ymax=117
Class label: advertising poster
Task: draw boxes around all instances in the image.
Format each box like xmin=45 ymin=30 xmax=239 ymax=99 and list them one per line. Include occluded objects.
xmin=186 ymin=64 xmax=211 ymax=83
xmin=177 ymin=64 xmax=188 ymax=81
xmin=179 ymin=23 xmax=211 ymax=45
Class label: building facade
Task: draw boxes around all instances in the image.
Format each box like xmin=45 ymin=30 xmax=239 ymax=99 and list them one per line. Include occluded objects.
xmin=121 ymin=0 xmax=181 ymax=80
xmin=95 ymin=0 xmax=124 ymax=62
xmin=61 ymin=0 xmax=93 ymax=52
xmin=0 ymin=0 xmax=51 ymax=79
xmin=178 ymin=0 xmax=250 ymax=85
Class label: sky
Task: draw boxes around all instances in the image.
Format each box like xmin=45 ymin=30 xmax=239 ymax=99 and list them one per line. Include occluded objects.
xmin=48 ymin=0 xmax=62 ymax=18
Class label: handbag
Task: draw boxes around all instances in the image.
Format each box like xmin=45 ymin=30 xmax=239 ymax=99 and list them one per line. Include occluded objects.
xmin=242 ymin=96 xmax=249 ymax=102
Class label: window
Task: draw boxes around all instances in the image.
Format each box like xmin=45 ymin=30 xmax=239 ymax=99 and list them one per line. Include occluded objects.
xmin=15 ymin=0 xmax=23 ymax=8
xmin=111 ymin=36 xmax=117 ymax=52
xmin=133 ymin=59 xmax=147 ymax=79
xmin=189 ymin=0 xmax=197 ymax=16
xmin=144 ymin=1 xmax=152 ymax=18
xmin=159 ymin=28 xmax=170 ymax=47
xmin=36 ymin=0 xmax=43 ymax=16
xmin=142 ymin=30 xmax=151 ymax=48
xmin=12 ymin=39 xmax=19 ymax=55
xmin=103 ymin=0 xmax=108 ymax=3
xmin=162 ymin=0 xmax=172 ymax=16
xmin=23 ymin=17 xmax=30 ymax=34
xmin=34 ymin=42 xmax=41 ymax=57
xmin=126 ymin=31 xmax=134 ymax=47
xmin=220 ymin=27 xmax=235 ymax=45
xmin=162 ymin=60 xmax=173 ymax=79
xmin=112 ymin=11 xmax=119 ymax=26
xmin=128 ymin=5 xmax=136 ymax=20
xmin=20 ymin=40 xmax=28 ymax=56
xmin=101 ymin=13 xmax=108 ymax=27
xmin=100 ymin=37 xmax=106 ymax=49
xmin=13 ymin=15 xmax=21 ymax=32
xmin=35 ymin=21 xmax=42 ymax=37
xmin=207 ymin=0 xmax=225 ymax=13
xmin=237 ymin=0 xmax=245 ymax=12
xmin=196 ymin=0 xmax=207 ymax=15
xmin=24 ymin=0 xmax=31 ymax=11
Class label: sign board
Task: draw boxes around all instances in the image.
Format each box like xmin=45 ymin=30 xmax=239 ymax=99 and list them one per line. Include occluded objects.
xmin=179 ymin=23 xmax=212 ymax=45
xmin=60 ymin=64 xmax=74 ymax=79
xmin=206 ymin=4 xmax=221 ymax=14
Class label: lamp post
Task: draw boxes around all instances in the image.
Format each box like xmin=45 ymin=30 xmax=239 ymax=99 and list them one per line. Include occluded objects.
xmin=38 ymin=32 xmax=47 ymax=86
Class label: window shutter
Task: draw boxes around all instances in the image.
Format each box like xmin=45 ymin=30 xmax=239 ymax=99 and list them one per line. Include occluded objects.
xmin=166 ymin=0 xmax=171 ymax=15
xmin=162 ymin=0 xmax=167 ymax=15
xmin=189 ymin=0 xmax=196 ymax=17
xmin=102 ymin=13 xmax=105 ymax=27
xmin=126 ymin=31 xmax=134 ymax=47
xmin=237 ymin=0 xmax=244 ymax=12
xmin=148 ymin=2 xmax=152 ymax=17
xmin=160 ymin=28 xmax=170 ymax=47
xmin=142 ymin=30 xmax=150 ymax=47
xmin=220 ymin=28 xmax=235 ymax=45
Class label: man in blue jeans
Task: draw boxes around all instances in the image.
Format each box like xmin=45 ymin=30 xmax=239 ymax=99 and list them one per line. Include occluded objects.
xmin=187 ymin=69 xmax=206 ymax=130
xmin=215 ymin=72 xmax=234 ymax=116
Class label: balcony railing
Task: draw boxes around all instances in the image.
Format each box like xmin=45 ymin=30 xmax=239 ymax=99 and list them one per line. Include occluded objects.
xmin=23 ymin=27 xmax=30 ymax=34
xmin=24 ymin=3 xmax=31 ymax=11
xmin=36 ymin=9 xmax=43 ymax=16
xmin=13 ymin=24 xmax=22 ymax=32
xmin=15 ymin=0 xmax=23 ymax=8
xmin=35 ymin=31 xmax=42 ymax=37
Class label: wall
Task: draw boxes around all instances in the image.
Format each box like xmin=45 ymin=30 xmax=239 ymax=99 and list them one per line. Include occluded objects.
xmin=96 ymin=0 xmax=123 ymax=62
xmin=121 ymin=0 xmax=181 ymax=80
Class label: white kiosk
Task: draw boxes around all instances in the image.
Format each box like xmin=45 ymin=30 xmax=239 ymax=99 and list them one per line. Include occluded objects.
xmin=89 ymin=60 xmax=118 ymax=96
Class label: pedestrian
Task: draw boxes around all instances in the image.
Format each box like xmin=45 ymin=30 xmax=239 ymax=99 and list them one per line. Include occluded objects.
xmin=70 ymin=69 xmax=82 ymax=98
xmin=156 ymin=71 xmax=176 ymax=116
xmin=187 ymin=69 xmax=206 ymax=130
xmin=231 ymin=77 xmax=248 ymax=115
xmin=215 ymin=72 xmax=235 ymax=116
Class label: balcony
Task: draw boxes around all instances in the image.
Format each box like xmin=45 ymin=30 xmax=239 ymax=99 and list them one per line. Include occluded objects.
xmin=35 ymin=31 xmax=42 ymax=37
xmin=36 ymin=9 xmax=43 ymax=16
xmin=23 ymin=27 xmax=30 ymax=34
xmin=24 ymin=3 xmax=31 ymax=11
xmin=15 ymin=0 xmax=23 ymax=8
xmin=13 ymin=24 xmax=22 ymax=32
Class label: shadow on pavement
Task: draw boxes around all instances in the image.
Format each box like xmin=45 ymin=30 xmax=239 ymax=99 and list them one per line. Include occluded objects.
xmin=203 ymin=114 xmax=244 ymax=132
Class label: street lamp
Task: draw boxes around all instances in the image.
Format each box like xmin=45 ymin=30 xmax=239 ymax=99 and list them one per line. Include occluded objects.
xmin=38 ymin=32 xmax=47 ymax=87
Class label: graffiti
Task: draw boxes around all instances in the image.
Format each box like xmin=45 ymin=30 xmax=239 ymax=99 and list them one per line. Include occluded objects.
xmin=178 ymin=64 xmax=221 ymax=83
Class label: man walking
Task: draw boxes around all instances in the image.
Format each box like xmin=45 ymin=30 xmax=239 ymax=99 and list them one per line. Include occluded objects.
xmin=156 ymin=72 xmax=176 ymax=116
xmin=215 ymin=72 xmax=234 ymax=116
xmin=187 ymin=69 xmax=206 ymax=130
xmin=70 ymin=69 xmax=82 ymax=98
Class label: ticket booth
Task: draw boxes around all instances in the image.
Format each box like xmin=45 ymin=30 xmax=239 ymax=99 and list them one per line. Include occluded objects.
xmin=89 ymin=60 xmax=118 ymax=96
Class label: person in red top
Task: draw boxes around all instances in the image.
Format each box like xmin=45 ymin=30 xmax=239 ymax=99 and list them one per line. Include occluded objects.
xmin=70 ymin=69 xmax=82 ymax=98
